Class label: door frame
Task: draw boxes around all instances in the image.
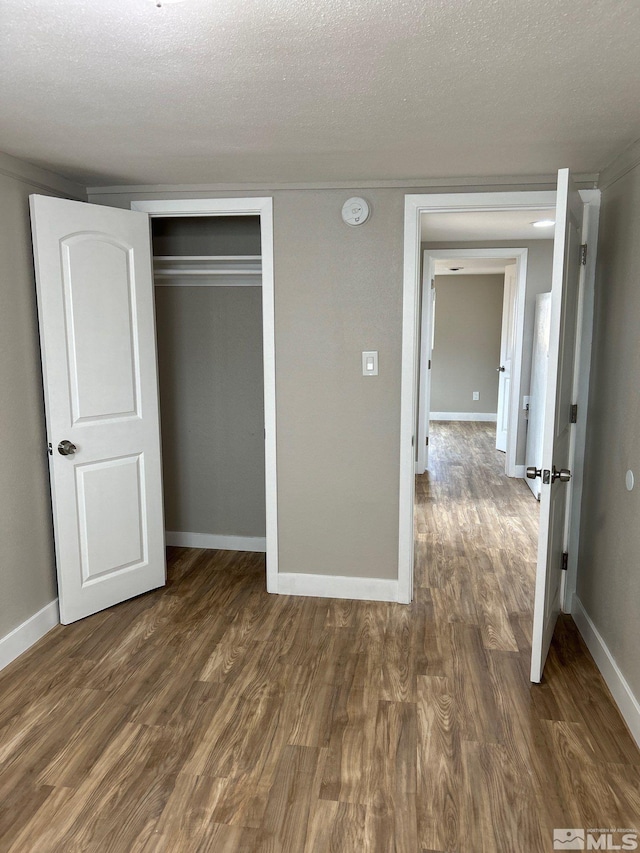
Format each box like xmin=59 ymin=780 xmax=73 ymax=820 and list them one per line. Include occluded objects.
xmin=399 ymin=189 xmax=600 ymax=605
xmin=417 ymin=247 xmax=528 ymax=477
xmin=131 ymin=197 xmax=279 ymax=592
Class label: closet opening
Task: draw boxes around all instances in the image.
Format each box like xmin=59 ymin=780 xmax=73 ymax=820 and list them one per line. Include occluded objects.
xmin=150 ymin=214 xmax=267 ymax=559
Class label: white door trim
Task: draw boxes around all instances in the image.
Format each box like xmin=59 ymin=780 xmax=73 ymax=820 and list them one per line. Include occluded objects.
xmin=415 ymin=267 xmax=434 ymax=474
xmin=400 ymin=191 xmax=556 ymax=604
xmin=420 ymin=248 xmax=528 ymax=477
xmin=131 ymin=197 xmax=279 ymax=592
xmin=563 ymin=189 xmax=600 ymax=612
xmin=400 ymin=189 xmax=600 ymax=607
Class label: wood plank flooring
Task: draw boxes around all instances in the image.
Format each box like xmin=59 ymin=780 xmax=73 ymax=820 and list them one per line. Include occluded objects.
xmin=1 ymin=421 xmax=638 ymax=852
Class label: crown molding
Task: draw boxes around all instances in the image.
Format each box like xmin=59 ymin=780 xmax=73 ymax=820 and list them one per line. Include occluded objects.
xmin=87 ymin=173 xmax=599 ymax=196
xmin=598 ymin=138 xmax=640 ymax=190
xmin=0 ymin=151 xmax=85 ymax=199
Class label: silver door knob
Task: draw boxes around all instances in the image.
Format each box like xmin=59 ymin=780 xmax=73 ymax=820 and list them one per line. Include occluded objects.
xmin=526 ymin=467 xmax=542 ymax=479
xmin=497 ymin=365 xmax=506 ymax=372
xmin=57 ymin=440 xmax=77 ymax=456
xmin=551 ymin=465 xmax=571 ymax=483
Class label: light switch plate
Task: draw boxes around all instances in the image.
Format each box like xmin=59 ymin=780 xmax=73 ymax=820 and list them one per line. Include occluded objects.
xmin=362 ymin=351 xmax=378 ymax=376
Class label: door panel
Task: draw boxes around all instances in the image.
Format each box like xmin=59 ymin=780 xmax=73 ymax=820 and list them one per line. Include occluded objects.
xmin=30 ymin=195 xmax=165 ymax=624
xmin=61 ymin=234 xmax=139 ymax=423
xmin=77 ymin=454 xmax=146 ymax=583
xmin=530 ymin=170 xmax=583 ymax=682
xmin=62 ymin=234 xmax=140 ymax=422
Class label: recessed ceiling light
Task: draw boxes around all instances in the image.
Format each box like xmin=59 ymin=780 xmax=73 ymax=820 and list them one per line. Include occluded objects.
xmin=532 ymin=219 xmax=555 ymax=228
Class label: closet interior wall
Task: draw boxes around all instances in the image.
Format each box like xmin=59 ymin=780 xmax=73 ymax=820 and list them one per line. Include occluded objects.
xmin=151 ymin=216 xmax=266 ymax=546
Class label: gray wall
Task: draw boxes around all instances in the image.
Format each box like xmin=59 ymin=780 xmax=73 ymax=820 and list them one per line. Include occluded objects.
xmin=424 ymin=240 xmax=553 ymax=465
xmin=155 ymin=287 xmax=265 ymax=538
xmin=88 ymin=181 xmax=563 ymax=581
xmin=577 ymin=146 xmax=640 ymax=700
xmin=0 ymin=154 xmax=85 ymax=639
xmin=92 ymin=187 xmax=408 ymax=578
xmin=430 ymin=274 xmax=504 ymax=414
xmin=152 ymin=215 xmax=261 ymax=256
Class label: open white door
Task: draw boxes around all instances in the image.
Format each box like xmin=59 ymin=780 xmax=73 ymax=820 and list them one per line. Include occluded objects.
xmin=495 ymin=263 xmax=516 ymax=453
xmin=416 ymin=263 xmax=436 ymax=473
xmin=529 ymin=170 xmax=583 ymax=682
xmin=30 ymin=195 xmax=166 ymax=624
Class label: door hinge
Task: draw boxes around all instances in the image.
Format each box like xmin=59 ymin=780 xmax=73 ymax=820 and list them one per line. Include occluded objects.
xmin=425 ymin=436 xmax=429 ymax=446
xmin=580 ymin=244 xmax=588 ymax=265
xmin=428 ymin=359 xmax=431 ymax=370
xmin=47 ymin=442 xmax=53 ymax=456
xmin=561 ymin=552 xmax=569 ymax=571
xmin=570 ymin=403 xmax=578 ymax=423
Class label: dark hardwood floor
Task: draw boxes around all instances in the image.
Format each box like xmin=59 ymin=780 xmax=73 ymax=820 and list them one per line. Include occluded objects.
xmin=1 ymin=421 xmax=638 ymax=851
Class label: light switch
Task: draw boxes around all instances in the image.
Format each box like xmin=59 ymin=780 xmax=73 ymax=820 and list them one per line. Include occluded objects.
xmin=362 ymin=351 xmax=378 ymax=376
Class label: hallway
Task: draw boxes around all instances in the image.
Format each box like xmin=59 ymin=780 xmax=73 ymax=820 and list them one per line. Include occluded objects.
xmin=0 ymin=424 xmax=638 ymax=851
xmin=414 ymin=421 xmax=640 ymax=850
xmin=415 ymin=421 xmax=539 ymax=654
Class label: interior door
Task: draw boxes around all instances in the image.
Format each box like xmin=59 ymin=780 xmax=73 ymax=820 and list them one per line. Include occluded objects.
xmin=529 ymin=169 xmax=583 ymax=682
xmin=495 ymin=263 xmax=516 ymax=452
xmin=30 ymin=195 xmax=166 ymax=624
xmin=417 ymin=263 xmax=436 ymax=473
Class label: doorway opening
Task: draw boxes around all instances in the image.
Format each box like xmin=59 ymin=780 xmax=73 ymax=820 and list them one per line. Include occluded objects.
xmin=151 ymin=214 xmax=265 ymax=552
xmin=417 ymin=248 xmax=529 ymax=478
xmin=400 ymin=181 xmax=600 ymax=682
xmin=132 ymin=198 xmax=279 ymax=592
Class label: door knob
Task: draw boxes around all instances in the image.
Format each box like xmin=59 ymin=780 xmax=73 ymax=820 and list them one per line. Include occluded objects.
xmin=551 ymin=465 xmax=571 ymax=483
xmin=497 ymin=365 xmax=506 ymax=372
xmin=57 ymin=440 xmax=77 ymax=456
xmin=526 ymin=467 xmax=542 ymax=479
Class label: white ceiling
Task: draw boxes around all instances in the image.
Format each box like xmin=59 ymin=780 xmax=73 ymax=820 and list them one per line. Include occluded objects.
xmin=421 ymin=208 xmax=557 ymax=242
xmin=1 ymin=0 xmax=639 ymax=186
xmin=434 ymin=258 xmax=513 ymax=276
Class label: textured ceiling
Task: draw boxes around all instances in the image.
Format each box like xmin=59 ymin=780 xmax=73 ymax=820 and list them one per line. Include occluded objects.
xmin=1 ymin=0 xmax=639 ymax=186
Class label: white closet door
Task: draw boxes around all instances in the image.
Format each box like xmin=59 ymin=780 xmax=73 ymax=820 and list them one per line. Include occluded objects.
xmin=31 ymin=195 xmax=166 ymax=624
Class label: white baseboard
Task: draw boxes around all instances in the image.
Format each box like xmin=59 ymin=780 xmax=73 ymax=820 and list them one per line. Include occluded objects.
xmin=276 ymin=572 xmax=399 ymax=602
xmin=0 ymin=600 xmax=59 ymax=673
xmin=572 ymin=595 xmax=640 ymax=749
xmin=165 ymin=531 xmax=266 ymax=553
xmin=430 ymin=412 xmax=497 ymax=422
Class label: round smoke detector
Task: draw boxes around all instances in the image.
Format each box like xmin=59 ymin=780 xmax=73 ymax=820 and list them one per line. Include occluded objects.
xmin=341 ymin=198 xmax=370 ymax=227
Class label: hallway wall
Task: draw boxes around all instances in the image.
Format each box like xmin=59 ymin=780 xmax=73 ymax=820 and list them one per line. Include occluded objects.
xmin=430 ymin=273 xmax=504 ymax=415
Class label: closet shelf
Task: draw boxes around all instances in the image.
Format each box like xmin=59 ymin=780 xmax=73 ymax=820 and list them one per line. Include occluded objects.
xmin=153 ymin=255 xmax=262 ymax=287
